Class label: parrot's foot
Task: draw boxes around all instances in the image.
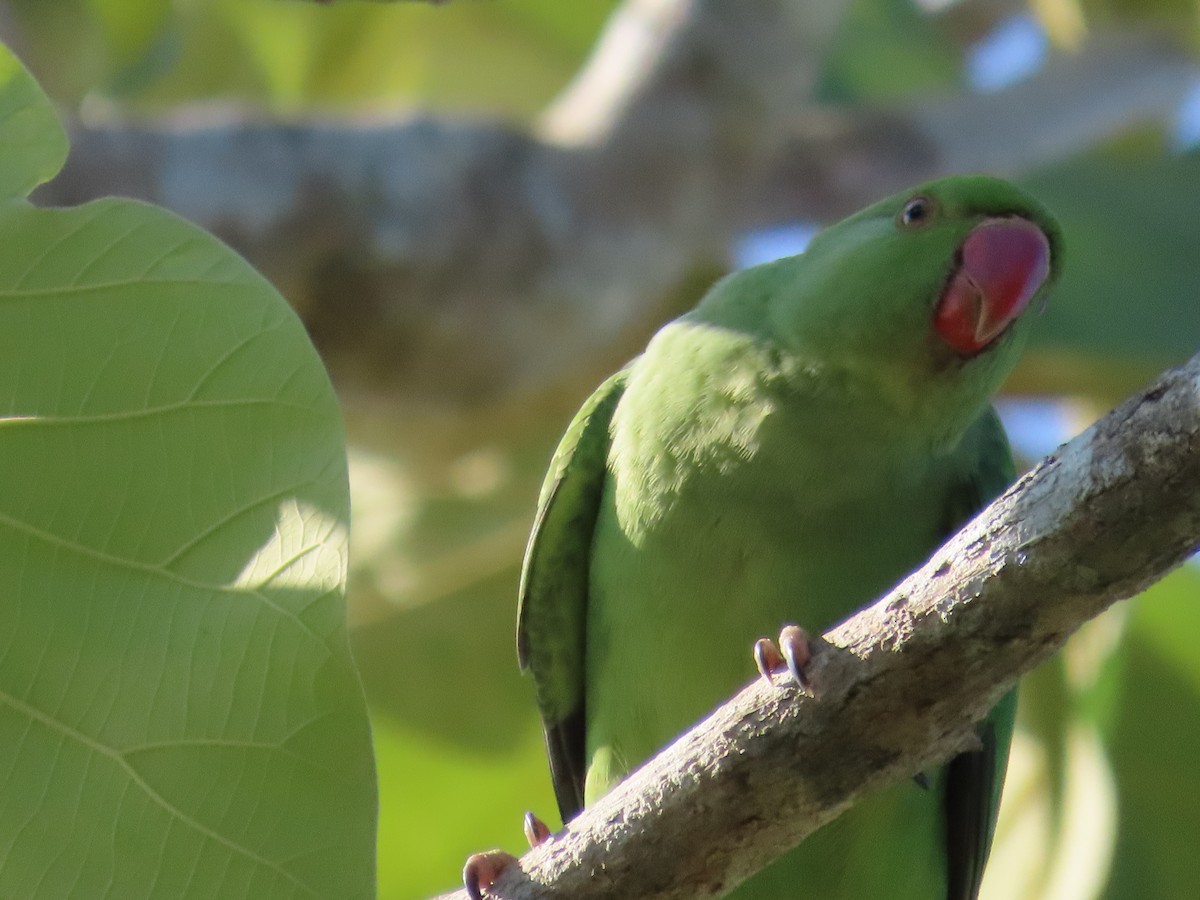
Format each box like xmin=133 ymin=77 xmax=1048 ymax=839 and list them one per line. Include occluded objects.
xmin=463 ymin=850 xmax=518 ymax=900
xmin=754 ymin=624 xmax=814 ymax=693
xmin=524 ymin=811 xmax=552 ymax=847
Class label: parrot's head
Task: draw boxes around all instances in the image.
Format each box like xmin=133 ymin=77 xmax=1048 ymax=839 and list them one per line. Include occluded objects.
xmin=767 ymin=175 xmax=1063 ymax=445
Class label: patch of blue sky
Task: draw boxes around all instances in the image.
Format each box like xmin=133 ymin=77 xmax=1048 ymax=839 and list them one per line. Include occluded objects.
xmin=1172 ymin=80 xmax=1200 ymax=153
xmin=734 ymin=222 xmax=820 ymax=269
xmin=966 ymin=14 xmax=1049 ymax=93
xmin=996 ymin=396 xmax=1078 ymax=463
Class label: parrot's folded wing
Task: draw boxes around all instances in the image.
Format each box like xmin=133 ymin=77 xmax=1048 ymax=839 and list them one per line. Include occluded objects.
xmin=517 ymin=368 xmax=628 ymax=823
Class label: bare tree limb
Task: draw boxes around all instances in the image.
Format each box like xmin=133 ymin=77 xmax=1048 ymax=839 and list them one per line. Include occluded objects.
xmin=541 ymin=0 xmax=850 ymax=147
xmin=430 ymin=351 xmax=1200 ymax=899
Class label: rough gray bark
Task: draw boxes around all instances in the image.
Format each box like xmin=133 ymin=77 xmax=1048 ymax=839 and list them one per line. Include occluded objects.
xmin=432 ymin=351 xmax=1200 ymax=899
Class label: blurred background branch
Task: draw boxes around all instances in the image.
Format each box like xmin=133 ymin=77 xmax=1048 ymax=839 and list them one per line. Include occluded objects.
xmin=7 ymin=0 xmax=1200 ymax=896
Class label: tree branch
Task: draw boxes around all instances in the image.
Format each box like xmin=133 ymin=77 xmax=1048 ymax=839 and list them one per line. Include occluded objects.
xmin=433 ymin=350 xmax=1200 ymax=899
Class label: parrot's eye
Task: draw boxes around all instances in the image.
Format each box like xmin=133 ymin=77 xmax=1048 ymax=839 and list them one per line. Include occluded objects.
xmin=898 ymin=196 xmax=935 ymax=229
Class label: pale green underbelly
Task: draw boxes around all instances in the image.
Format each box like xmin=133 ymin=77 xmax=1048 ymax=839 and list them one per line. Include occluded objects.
xmin=583 ymin=469 xmax=954 ymax=898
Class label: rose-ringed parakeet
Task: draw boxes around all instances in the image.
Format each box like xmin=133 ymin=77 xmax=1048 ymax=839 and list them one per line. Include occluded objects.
xmin=512 ymin=176 xmax=1061 ymax=898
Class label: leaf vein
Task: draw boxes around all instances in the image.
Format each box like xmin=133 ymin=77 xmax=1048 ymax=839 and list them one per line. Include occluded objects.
xmin=0 ymin=690 xmax=324 ymax=899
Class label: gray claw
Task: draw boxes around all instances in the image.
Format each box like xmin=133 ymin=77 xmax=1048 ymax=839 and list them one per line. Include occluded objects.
xmin=753 ymin=636 xmax=783 ymax=683
xmin=778 ymin=624 xmax=813 ymax=691
xmin=523 ymin=811 xmax=552 ymax=848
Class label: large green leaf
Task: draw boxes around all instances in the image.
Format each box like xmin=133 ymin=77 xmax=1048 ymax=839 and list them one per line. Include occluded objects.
xmin=0 ymin=45 xmax=374 ymax=899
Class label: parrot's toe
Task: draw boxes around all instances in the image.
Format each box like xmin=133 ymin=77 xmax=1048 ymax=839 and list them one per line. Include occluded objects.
xmin=463 ymin=850 xmax=519 ymax=900
xmin=753 ymin=624 xmax=814 ymax=693
xmin=753 ymin=636 xmax=784 ymax=683
xmin=779 ymin=624 xmax=813 ymax=689
xmin=523 ymin=811 xmax=552 ymax=848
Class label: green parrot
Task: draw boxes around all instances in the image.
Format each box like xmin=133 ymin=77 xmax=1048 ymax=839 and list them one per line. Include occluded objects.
xmin=516 ymin=176 xmax=1062 ymax=899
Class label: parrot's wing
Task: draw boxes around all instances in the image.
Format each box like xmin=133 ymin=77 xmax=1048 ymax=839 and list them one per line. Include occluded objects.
xmin=939 ymin=406 xmax=1019 ymax=900
xmin=517 ymin=368 xmax=627 ymax=823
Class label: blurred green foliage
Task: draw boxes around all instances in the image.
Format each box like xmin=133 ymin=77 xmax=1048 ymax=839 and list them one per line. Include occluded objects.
xmin=1023 ymin=152 xmax=1200 ymax=394
xmin=4 ymin=0 xmax=1199 ymax=898
xmin=7 ymin=0 xmax=619 ymax=114
xmin=1106 ymin=567 xmax=1200 ymax=896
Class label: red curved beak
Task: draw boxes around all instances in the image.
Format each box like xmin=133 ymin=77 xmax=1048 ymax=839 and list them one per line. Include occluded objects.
xmin=934 ymin=217 xmax=1051 ymax=357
